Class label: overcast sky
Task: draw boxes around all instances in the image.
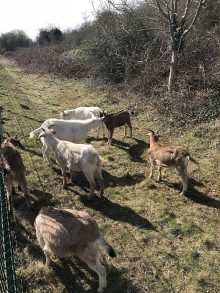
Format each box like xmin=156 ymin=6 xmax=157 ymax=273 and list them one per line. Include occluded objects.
xmin=0 ymin=0 xmax=102 ymax=40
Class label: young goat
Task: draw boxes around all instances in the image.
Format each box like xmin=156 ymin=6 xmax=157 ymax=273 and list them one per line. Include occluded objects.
xmin=35 ymin=206 xmax=116 ymax=293
xmin=1 ymin=133 xmax=30 ymax=215
xmin=147 ymin=129 xmax=198 ymax=195
xmin=38 ymin=128 xmax=104 ymax=197
xmin=29 ymin=117 xmax=104 ymax=165
xmin=102 ymin=109 xmax=133 ymax=145
xmin=60 ymin=106 xmax=105 ymax=138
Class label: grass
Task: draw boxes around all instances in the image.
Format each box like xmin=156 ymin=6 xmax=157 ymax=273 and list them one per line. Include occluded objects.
xmin=0 ymin=56 xmax=220 ymax=293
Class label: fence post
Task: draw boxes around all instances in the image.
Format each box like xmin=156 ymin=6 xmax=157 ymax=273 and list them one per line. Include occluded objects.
xmin=0 ymin=108 xmax=19 ymax=293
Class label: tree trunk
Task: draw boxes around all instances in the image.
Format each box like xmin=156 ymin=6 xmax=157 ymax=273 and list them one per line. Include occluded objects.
xmin=168 ymin=50 xmax=178 ymax=93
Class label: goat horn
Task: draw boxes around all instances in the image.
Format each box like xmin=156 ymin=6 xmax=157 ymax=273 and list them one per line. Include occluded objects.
xmin=15 ymin=133 xmax=19 ymax=139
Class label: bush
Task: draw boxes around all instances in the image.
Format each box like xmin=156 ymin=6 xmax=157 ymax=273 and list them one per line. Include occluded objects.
xmin=0 ymin=30 xmax=32 ymax=52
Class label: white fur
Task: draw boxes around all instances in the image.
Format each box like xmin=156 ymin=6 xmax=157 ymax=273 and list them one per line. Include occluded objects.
xmin=29 ymin=117 xmax=104 ymax=161
xmin=38 ymin=128 xmax=104 ymax=197
xmin=60 ymin=106 xmax=105 ymax=138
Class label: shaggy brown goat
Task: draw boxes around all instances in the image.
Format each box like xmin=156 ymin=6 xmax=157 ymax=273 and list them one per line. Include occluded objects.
xmin=102 ymin=109 xmax=133 ymax=145
xmin=1 ymin=133 xmax=30 ymax=215
xmin=147 ymin=129 xmax=198 ymax=195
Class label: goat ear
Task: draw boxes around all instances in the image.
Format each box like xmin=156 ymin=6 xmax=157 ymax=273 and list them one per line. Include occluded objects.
xmin=90 ymin=111 xmax=97 ymax=117
xmin=38 ymin=133 xmax=45 ymax=139
xmin=48 ymin=124 xmax=55 ymax=129
xmin=147 ymin=129 xmax=154 ymax=135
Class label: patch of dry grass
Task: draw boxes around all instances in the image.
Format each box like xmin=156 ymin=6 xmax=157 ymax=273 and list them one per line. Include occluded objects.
xmin=0 ymin=56 xmax=220 ymax=293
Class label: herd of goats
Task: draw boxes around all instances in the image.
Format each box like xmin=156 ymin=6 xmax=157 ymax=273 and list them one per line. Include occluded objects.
xmin=0 ymin=106 xmax=198 ymax=292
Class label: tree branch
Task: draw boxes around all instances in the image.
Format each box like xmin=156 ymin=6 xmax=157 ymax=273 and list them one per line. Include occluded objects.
xmin=155 ymin=0 xmax=170 ymax=19
xmin=182 ymin=0 xmax=207 ymax=38
xmin=181 ymin=0 xmax=192 ymax=27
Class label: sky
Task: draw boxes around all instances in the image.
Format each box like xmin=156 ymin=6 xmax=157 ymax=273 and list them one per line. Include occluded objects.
xmin=0 ymin=0 xmax=102 ymax=40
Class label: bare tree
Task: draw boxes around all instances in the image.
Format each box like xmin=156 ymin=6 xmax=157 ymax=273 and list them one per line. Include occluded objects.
xmin=154 ymin=0 xmax=207 ymax=92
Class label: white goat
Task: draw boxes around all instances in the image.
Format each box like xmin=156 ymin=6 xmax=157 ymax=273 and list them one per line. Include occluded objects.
xmin=60 ymin=106 xmax=105 ymax=138
xmin=35 ymin=206 xmax=116 ymax=293
xmin=38 ymin=128 xmax=104 ymax=197
xmin=29 ymin=117 xmax=104 ymax=165
xmin=147 ymin=129 xmax=198 ymax=195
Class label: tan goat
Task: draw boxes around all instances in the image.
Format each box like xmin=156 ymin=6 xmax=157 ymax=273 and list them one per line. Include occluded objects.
xmin=35 ymin=206 xmax=116 ymax=293
xmin=1 ymin=133 xmax=30 ymax=215
xmin=147 ymin=130 xmax=198 ymax=195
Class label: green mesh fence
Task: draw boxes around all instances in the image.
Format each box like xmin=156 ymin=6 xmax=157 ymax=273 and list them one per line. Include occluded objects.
xmin=0 ymin=115 xmax=19 ymax=292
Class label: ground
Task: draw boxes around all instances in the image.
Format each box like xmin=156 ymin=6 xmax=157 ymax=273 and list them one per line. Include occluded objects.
xmin=0 ymin=56 xmax=220 ymax=293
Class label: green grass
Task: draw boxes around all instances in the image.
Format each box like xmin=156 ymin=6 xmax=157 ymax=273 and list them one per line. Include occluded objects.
xmin=0 ymin=56 xmax=220 ymax=293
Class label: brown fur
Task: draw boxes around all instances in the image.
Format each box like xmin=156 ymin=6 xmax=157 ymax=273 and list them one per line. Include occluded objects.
xmin=147 ymin=130 xmax=198 ymax=195
xmin=103 ymin=109 xmax=133 ymax=145
xmin=1 ymin=136 xmax=30 ymax=215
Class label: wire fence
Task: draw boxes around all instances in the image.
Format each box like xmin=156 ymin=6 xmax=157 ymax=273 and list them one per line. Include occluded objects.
xmin=0 ymin=110 xmax=19 ymax=293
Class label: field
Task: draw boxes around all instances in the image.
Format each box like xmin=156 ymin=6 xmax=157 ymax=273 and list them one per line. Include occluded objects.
xmin=0 ymin=56 xmax=220 ymax=293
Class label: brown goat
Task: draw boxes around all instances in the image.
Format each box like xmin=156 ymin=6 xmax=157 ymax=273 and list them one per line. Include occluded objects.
xmin=147 ymin=130 xmax=198 ymax=195
xmin=102 ymin=109 xmax=133 ymax=145
xmin=1 ymin=133 xmax=30 ymax=215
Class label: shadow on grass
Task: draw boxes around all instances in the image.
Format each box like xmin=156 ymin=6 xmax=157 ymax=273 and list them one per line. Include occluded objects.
xmin=51 ymin=166 xmax=145 ymax=190
xmin=86 ymin=136 xmax=148 ymax=162
xmin=51 ymin=257 xmax=141 ymax=293
xmin=163 ymin=180 xmax=220 ymax=209
xmin=80 ymin=195 xmax=155 ymax=230
xmin=186 ymin=187 xmax=220 ymax=209
xmin=112 ymin=138 xmax=149 ymax=162
xmin=103 ymin=169 xmax=145 ymax=188
xmin=14 ymin=189 xmax=56 ymax=224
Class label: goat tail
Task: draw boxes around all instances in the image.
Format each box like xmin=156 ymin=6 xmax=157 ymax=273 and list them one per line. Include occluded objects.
xmin=98 ymin=236 xmax=116 ymax=258
xmin=29 ymin=126 xmax=42 ymax=138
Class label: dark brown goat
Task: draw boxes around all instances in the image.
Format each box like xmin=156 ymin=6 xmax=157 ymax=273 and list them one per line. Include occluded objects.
xmin=1 ymin=133 xmax=30 ymax=215
xmin=102 ymin=110 xmax=133 ymax=145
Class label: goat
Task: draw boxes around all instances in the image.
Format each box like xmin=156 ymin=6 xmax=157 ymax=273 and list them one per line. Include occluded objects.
xmin=147 ymin=129 xmax=198 ymax=195
xmin=29 ymin=117 xmax=104 ymax=165
xmin=38 ymin=128 xmax=104 ymax=197
xmin=0 ymin=133 xmax=30 ymax=215
xmin=102 ymin=109 xmax=134 ymax=145
xmin=60 ymin=106 xmax=105 ymax=138
xmin=35 ymin=206 xmax=116 ymax=293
